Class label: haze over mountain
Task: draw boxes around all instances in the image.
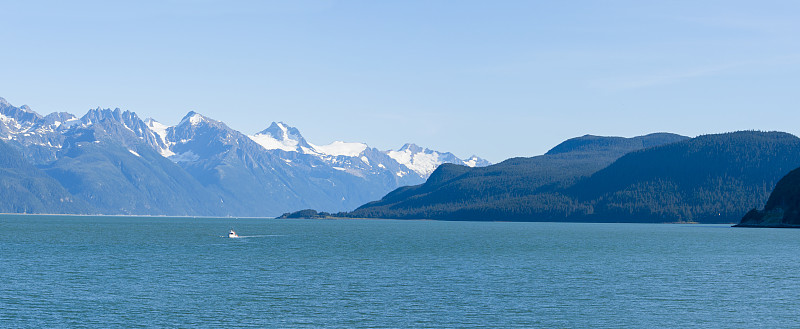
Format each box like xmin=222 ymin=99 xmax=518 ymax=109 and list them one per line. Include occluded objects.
xmin=0 ymin=96 xmax=489 ymax=216
xmin=0 ymin=139 xmax=90 ymax=214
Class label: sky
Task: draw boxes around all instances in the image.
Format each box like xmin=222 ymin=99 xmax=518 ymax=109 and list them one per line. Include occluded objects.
xmin=1 ymin=0 xmax=798 ymax=163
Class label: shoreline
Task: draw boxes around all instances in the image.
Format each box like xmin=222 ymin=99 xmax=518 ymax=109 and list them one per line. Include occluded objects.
xmin=0 ymin=213 xmax=277 ymax=219
xmin=0 ymin=213 xmax=737 ymax=224
xmin=732 ymin=223 xmax=800 ymax=228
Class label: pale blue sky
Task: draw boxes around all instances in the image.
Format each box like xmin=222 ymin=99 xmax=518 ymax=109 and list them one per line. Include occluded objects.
xmin=1 ymin=0 xmax=798 ymax=162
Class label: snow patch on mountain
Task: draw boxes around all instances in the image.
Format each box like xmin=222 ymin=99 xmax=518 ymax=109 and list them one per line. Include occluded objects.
xmin=464 ymin=156 xmax=480 ymax=167
xmin=0 ymin=112 xmax=28 ymax=133
xmin=0 ymin=113 xmax=13 ymax=125
xmin=57 ymin=117 xmax=81 ymax=131
xmin=249 ymin=132 xmax=299 ymax=152
xmin=387 ymin=147 xmax=443 ymax=176
xmin=171 ymin=150 xmax=200 ymax=163
xmin=312 ymin=141 xmax=367 ymax=157
xmin=144 ymin=118 xmax=175 ymax=157
xmin=144 ymin=119 xmax=169 ymax=144
xmin=189 ymin=113 xmax=203 ymax=125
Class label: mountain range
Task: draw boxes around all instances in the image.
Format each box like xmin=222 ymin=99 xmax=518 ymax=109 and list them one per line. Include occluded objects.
xmin=0 ymin=96 xmax=489 ymax=216
xmin=5 ymin=95 xmax=797 ymax=223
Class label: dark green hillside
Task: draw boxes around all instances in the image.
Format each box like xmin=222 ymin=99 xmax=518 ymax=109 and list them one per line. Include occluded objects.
xmin=0 ymin=140 xmax=91 ymax=214
xmin=346 ymin=133 xmax=688 ymax=220
xmin=343 ymin=131 xmax=800 ymax=223
xmin=737 ymin=166 xmax=800 ymax=227
xmin=545 ymin=133 xmax=688 ymax=156
xmin=570 ymin=131 xmax=800 ymax=223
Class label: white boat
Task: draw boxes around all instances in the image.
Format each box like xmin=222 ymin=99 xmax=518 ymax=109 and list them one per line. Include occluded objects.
xmin=228 ymin=230 xmax=239 ymax=238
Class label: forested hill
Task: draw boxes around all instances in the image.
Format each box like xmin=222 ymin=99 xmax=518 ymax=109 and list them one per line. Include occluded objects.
xmin=737 ymin=166 xmax=800 ymax=227
xmin=341 ymin=131 xmax=800 ymax=223
xmin=343 ymin=133 xmax=688 ymax=220
xmin=568 ymin=131 xmax=800 ymax=222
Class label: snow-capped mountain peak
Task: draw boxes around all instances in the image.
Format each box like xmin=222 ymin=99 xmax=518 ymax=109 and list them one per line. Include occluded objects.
xmin=398 ymin=143 xmax=424 ymax=153
xmin=463 ymin=155 xmax=491 ymax=167
xmin=249 ymin=121 xmax=315 ymax=153
xmin=172 ymin=111 xmax=234 ymax=141
xmin=71 ymin=108 xmax=170 ymax=154
xmin=0 ymin=98 xmax=43 ymax=127
xmin=387 ymin=144 xmax=444 ymax=176
xmin=171 ymin=111 xmax=235 ymax=139
xmin=249 ymin=122 xmax=369 ymax=157
xmin=387 ymin=143 xmax=491 ymax=176
xmin=178 ymin=111 xmax=207 ymax=126
xmin=259 ymin=122 xmax=298 ymax=140
xmin=243 ymin=122 xmax=491 ymax=179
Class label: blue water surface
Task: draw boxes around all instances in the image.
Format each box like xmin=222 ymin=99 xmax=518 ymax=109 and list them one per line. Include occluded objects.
xmin=1 ymin=215 xmax=798 ymax=328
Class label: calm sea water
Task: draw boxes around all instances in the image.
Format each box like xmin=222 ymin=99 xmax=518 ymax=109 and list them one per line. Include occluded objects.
xmin=1 ymin=215 xmax=798 ymax=328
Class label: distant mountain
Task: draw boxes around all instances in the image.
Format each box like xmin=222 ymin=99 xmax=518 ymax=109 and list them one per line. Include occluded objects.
xmin=7 ymin=106 xmax=227 ymax=216
xmin=345 ymin=133 xmax=689 ymax=220
xmin=386 ymin=143 xmax=491 ymax=177
xmin=244 ymin=121 xmax=489 ymax=180
xmin=249 ymin=121 xmax=318 ymax=154
xmin=737 ymin=166 xmax=800 ymax=227
xmin=0 ymin=139 xmax=91 ymax=214
xmin=0 ymin=96 xmax=489 ymax=216
xmin=155 ymin=112 xmax=388 ymax=215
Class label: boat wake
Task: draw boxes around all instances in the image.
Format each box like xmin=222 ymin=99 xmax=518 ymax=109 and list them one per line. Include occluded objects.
xmin=237 ymin=234 xmax=284 ymax=238
xmin=220 ymin=234 xmax=286 ymax=238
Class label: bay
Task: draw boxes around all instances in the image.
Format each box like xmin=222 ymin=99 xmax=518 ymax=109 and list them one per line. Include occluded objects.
xmin=1 ymin=215 xmax=798 ymax=328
